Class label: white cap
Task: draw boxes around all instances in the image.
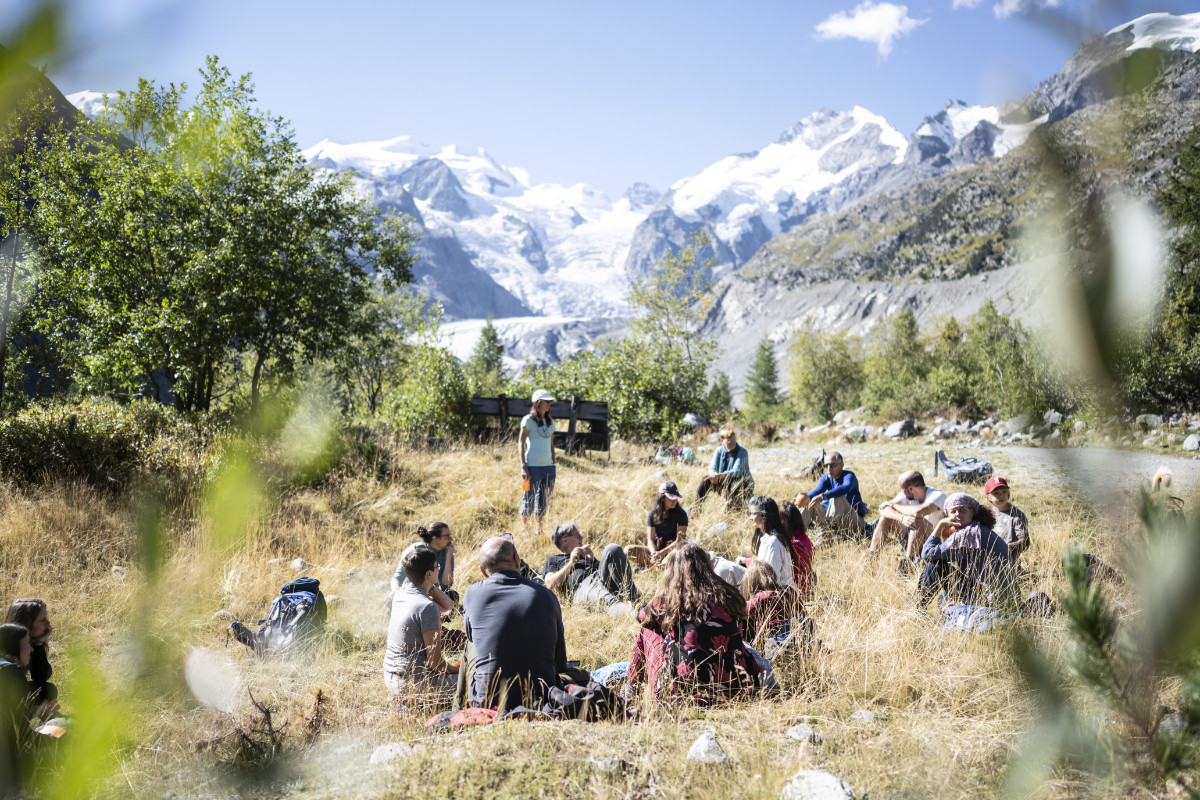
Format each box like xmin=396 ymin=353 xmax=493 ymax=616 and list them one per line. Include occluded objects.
xmin=531 ymin=389 xmax=556 ymax=403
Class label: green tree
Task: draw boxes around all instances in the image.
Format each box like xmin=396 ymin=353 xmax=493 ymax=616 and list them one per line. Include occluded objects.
xmin=383 ymin=305 xmax=470 ymax=439
xmin=465 ymin=315 xmax=507 ymax=396
xmin=743 ymin=337 xmax=781 ymax=419
xmin=329 ymin=285 xmax=425 ymax=419
xmin=862 ymin=308 xmax=928 ymax=416
xmin=705 ymin=371 xmax=733 ymax=419
xmin=28 ymin=57 xmax=416 ymax=411
xmin=0 ymin=89 xmax=59 ymax=406
xmin=787 ymin=324 xmax=864 ymax=423
xmin=923 ymin=316 xmax=977 ymax=413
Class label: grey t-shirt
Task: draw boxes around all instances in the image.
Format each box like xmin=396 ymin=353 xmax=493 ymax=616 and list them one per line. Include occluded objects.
xmin=384 ymin=584 xmax=440 ymax=677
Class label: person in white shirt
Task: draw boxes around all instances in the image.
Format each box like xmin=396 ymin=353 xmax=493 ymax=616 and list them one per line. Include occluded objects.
xmin=740 ymin=495 xmax=794 ymax=589
xmin=871 ymin=470 xmax=948 ymax=560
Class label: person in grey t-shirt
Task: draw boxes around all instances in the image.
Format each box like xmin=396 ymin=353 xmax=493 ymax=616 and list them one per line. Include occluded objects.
xmin=384 ymin=547 xmax=459 ymax=704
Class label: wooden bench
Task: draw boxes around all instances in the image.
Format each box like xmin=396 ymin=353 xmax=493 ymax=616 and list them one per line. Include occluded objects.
xmin=470 ymin=395 xmax=609 ymax=453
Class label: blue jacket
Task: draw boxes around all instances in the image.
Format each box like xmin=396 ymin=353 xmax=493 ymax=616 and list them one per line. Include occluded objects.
xmin=710 ymin=444 xmax=753 ymax=491
xmin=807 ymin=470 xmax=868 ymax=517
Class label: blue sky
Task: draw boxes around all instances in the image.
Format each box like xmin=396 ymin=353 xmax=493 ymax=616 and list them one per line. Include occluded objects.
xmin=8 ymin=0 xmax=1193 ymax=197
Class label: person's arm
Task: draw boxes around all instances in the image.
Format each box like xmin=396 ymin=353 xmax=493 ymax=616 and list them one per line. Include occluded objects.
xmin=391 ymin=558 xmax=405 ymax=590
xmin=652 ymin=529 xmax=686 ymax=563
xmin=920 ymin=534 xmax=954 ymax=562
xmin=543 ymin=553 xmax=578 ymax=594
xmin=627 ymin=629 xmax=648 ymax=688
xmin=28 ymin=643 xmax=52 ymax=688
xmin=518 ymin=421 xmax=530 ymax=478
xmin=440 ymin=545 xmax=454 ymax=586
xmin=758 ymin=537 xmax=789 ymax=584
xmin=878 ymin=501 xmax=907 ymax=523
xmin=929 ymin=518 xmax=956 ymax=541
xmin=422 ymin=628 xmax=458 ymax=675
xmin=429 ymin=585 xmax=455 ymax=613
xmin=549 ymin=421 xmax=556 ymax=466
xmin=646 ymin=524 xmax=657 ymax=551
xmin=707 ymin=447 xmax=721 ymax=479
xmin=1009 ymin=509 xmax=1030 ymax=556
xmin=806 ymin=474 xmax=832 ymax=500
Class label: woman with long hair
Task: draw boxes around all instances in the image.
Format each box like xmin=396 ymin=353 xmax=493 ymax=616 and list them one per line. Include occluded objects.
xmin=636 ymin=543 xmax=759 ymax=701
xmin=779 ymin=501 xmax=815 ymax=601
xmin=0 ymin=623 xmax=34 ymax=794
xmin=743 ymin=495 xmax=794 ymax=590
xmin=3 ymin=600 xmax=56 ymax=714
xmin=645 ymin=480 xmax=688 ymax=563
xmin=518 ymin=390 xmax=557 ymax=536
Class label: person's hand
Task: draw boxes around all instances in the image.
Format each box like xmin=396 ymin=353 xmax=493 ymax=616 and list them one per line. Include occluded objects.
xmin=521 ymin=464 xmax=530 ymax=478
xmin=444 ymin=542 xmax=455 ymax=559
xmin=650 ymin=550 xmax=664 ymax=564
xmin=902 ymin=514 xmax=918 ymax=529
xmin=570 ymin=546 xmax=585 ymax=563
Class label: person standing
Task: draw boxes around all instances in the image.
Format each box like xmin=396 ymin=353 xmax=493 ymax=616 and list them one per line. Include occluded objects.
xmin=519 ymin=390 xmax=557 ymax=536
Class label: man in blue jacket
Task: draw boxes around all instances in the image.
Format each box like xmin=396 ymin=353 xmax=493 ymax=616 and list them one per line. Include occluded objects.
xmin=696 ymin=427 xmax=754 ymax=506
xmin=798 ymin=451 xmax=867 ymax=537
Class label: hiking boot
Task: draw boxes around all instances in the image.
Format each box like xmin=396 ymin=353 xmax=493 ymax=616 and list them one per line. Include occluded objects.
xmin=896 ymin=556 xmax=915 ymax=576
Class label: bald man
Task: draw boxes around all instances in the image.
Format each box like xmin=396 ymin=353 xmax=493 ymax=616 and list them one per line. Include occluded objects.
xmin=797 ymin=451 xmax=867 ymax=537
xmin=462 ymin=536 xmax=567 ymax=710
xmin=872 ymin=470 xmax=948 ymax=561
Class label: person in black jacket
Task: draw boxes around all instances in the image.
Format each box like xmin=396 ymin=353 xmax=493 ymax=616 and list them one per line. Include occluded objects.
xmin=4 ymin=600 xmax=56 ymax=715
xmin=0 ymin=622 xmax=34 ymax=797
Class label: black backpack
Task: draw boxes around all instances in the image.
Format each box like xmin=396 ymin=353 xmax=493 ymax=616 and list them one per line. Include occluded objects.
xmin=228 ymin=577 xmax=328 ymax=655
xmin=934 ymin=450 xmax=994 ymax=484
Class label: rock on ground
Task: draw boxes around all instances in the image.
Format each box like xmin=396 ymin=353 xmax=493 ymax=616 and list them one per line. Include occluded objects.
xmin=786 ymin=723 xmax=822 ymax=744
xmin=1184 ymin=434 xmax=1200 ymax=452
xmin=780 ymin=769 xmax=856 ymax=800
xmin=850 ymin=710 xmax=876 ymax=723
xmin=369 ymin=742 xmax=417 ymax=764
xmin=686 ymin=732 xmax=729 ymax=764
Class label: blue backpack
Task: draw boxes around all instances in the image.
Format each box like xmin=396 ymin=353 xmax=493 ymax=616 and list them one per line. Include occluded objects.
xmin=228 ymin=577 xmax=328 ymax=655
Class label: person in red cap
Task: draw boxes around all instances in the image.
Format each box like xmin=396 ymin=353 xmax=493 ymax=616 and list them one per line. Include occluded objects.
xmin=984 ymin=476 xmax=1030 ymax=566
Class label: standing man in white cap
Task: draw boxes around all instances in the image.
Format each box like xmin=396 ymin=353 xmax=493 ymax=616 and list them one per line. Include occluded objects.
xmin=519 ymin=389 xmax=557 ymax=536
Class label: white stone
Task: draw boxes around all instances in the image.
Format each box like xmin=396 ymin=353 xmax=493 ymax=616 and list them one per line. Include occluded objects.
xmin=686 ymin=732 xmax=728 ymax=764
xmin=1143 ymin=437 xmax=1158 ymax=447
xmin=370 ymin=742 xmax=416 ymax=764
xmin=111 ymin=565 xmax=126 ymax=577
xmin=1043 ymin=409 xmax=1063 ymax=426
xmin=588 ymin=756 xmax=627 ymax=772
xmin=1183 ymin=434 xmax=1200 ymax=452
xmin=608 ymin=602 xmax=633 ymax=618
xmin=267 ymin=558 xmax=286 ymax=566
xmin=779 ymin=769 xmax=856 ymax=800
xmin=786 ymin=724 xmax=822 ymax=744
xmin=291 ymin=558 xmax=310 ymax=571
xmin=1073 ymin=420 xmax=1087 ymax=433
xmin=211 ymin=610 xmax=232 ymax=621
xmin=1004 ymin=414 xmax=1030 ymax=434
xmin=325 ymin=595 xmax=341 ymax=607
xmin=850 ymin=710 xmax=876 ymax=723
xmin=1136 ymin=414 xmax=1164 ymax=431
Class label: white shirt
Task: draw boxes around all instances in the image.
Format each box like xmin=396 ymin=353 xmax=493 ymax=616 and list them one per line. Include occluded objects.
xmin=756 ymin=534 xmax=794 ymax=588
xmin=890 ymin=487 xmax=948 ymax=526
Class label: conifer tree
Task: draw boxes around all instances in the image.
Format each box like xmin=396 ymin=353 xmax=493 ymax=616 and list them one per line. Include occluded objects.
xmin=744 ymin=337 xmax=781 ymax=415
xmin=466 ymin=315 xmax=507 ymax=395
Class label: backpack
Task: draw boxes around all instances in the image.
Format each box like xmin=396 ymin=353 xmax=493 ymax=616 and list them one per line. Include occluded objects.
xmin=228 ymin=576 xmax=328 ymax=656
xmin=933 ymin=450 xmax=994 ymax=484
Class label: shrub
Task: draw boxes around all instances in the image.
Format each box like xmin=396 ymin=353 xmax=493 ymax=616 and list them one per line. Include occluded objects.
xmin=0 ymin=397 xmax=219 ymax=489
xmin=787 ymin=324 xmax=864 ymax=423
xmin=382 ymin=342 xmax=471 ymax=440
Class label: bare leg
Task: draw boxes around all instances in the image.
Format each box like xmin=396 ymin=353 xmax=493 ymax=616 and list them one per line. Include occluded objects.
xmin=871 ymin=518 xmax=902 ymax=554
xmin=905 ymin=518 xmax=933 ymax=560
xmin=535 ymin=513 xmax=545 ymax=536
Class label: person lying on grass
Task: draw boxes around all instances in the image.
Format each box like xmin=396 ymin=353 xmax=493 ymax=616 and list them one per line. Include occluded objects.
xmin=541 ymin=523 xmax=639 ymax=616
xmin=916 ymin=492 xmax=1018 ymax=609
xmin=635 ymin=543 xmax=760 ymax=702
xmin=384 ymin=547 xmax=460 ymax=707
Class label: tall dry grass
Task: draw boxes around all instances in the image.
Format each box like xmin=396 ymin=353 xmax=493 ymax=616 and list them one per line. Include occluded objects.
xmin=0 ymin=436 xmax=1177 ymax=799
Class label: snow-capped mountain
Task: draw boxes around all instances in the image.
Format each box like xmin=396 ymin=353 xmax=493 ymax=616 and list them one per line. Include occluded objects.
xmin=302 ymin=137 xmax=648 ymax=321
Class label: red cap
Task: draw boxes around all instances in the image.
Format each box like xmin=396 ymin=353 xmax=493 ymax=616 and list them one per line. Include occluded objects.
xmin=984 ymin=476 xmax=1009 ymax=494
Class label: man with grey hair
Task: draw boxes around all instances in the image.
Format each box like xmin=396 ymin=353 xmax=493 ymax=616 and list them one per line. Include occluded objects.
xmin=542 ymin=523 xmax=639 ymax=615
xmin=797 ymin=451 xmax=867 ymax=537
xmin=462 ymin=535 xmax=567 ymax=710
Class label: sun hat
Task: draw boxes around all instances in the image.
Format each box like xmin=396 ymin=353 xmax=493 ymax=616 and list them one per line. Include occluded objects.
xmin=531 ymin=389 xmax=556 ymax=404
xmin=658 ymin=481 xmax=682 ymax=500
xmin=983 ymin=476 xmax=1009 ymax=495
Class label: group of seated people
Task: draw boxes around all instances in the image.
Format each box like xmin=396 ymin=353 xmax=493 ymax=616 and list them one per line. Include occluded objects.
xmin=0 ymin=599 xmax=60 ymax=794
xmin=381 ymin=442 xmax=1038 ymax=715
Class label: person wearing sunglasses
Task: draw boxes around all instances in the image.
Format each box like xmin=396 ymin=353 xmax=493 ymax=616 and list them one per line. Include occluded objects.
xmin=795 ymin=451 xmax=867 ymax=538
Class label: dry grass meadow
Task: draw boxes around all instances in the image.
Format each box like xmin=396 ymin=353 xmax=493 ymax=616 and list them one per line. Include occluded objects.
xmin=0 ymin=432 xmax=1191 ymax=800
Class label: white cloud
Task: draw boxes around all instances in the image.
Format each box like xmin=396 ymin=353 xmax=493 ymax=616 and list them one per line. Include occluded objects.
xmin=952 ymin=0 xmax=984 ymax=8
xmin=993 ymin=0 xmax=1061 ymax=19
xmin=814 ymin=2 xmax=927 ymax=58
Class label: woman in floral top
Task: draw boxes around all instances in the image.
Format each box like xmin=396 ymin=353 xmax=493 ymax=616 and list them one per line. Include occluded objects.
xmin=636 ymin=542 xmax=759 ymax=702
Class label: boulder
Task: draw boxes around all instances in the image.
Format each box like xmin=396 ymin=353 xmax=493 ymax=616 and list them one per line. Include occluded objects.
xmin=291 ymin=558 xmax=310 ymax=571
xmin=780 ymin=770 xmax=856 ymax=800
xmin=1143 ymin=437 xmax=1158 ymax=447
xmin=842 ymin=427 xmax=868 ymax=443
xmin=707 ymin=432 xmax=721 ymax=444
xmin=588 ymin=756 xmax=629 ymax=772
xmin=1168 ymin=434 xmax=1183 ymax=446
xmin=1157 ymin=715 xmax=1188 ymax=739
xmin=885 ymin=420 xmax=916 ymax=440
xmin=1184 ymin=434 xmax=1200 ymax=452
xmin=833 ymin=410 xmax=852 ymax=424
xmin=850 ymin=710 xmax=876 ymax=723
xmin=786 ymin=723 xmax=822 ymax=744
xmin=683 ymin=413 xmax=707 ymax=429
xmin=1073 ymin=420 xmax=1087 ymax=433
xmin=686 ymin=732 xmax=728 ymax=764
xmin=1043 ymin=409 xmax=1063 ymax=426
xmin=1190 ymin=419 xmax=1200 ymax=431
xmin=1136 ymin=414 xmax=1163 ymax=431
xmin=1004 ymin=414 xmax=1030 ymax=435
xmin=370 ymin=742 xmax=416 ymax=764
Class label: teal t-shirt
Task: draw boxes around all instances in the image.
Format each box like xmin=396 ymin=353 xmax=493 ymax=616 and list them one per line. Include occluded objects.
xmin=522 ymin=414 xmax=555 ymax=467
